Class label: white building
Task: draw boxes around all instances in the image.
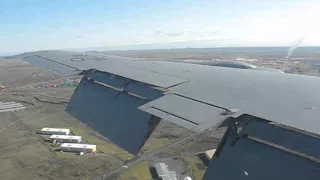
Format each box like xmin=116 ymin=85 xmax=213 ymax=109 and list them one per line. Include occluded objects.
xmin=61 ymin=143 xmax=97 ymax=153
xmin=50 ymin=135 xmax=82 ymax=143
xmin=40 ymin=127 xmax=70 ymax=135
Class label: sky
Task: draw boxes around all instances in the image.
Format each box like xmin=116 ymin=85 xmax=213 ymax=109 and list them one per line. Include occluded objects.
xmin=0 ymin=0 xmax=320 ymax=54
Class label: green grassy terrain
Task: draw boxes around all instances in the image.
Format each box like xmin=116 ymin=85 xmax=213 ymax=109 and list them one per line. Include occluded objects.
xmin=115 ymin=161 xmax=152 ymax=180
xmin=141 ymin=137 xmax=173 ymax=153
xmin=182 ymin=156 xmax=206 ymax=180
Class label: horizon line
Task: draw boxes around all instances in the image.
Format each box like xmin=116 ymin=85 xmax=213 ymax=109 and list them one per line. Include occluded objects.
xmin=2 ymin=45 xmax=320 ymax=56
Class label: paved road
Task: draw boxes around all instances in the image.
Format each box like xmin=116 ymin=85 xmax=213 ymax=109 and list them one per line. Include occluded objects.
xmin=94 ymin=128 xmax=216 ymax=180
xmin=15 ymin=92 xmax=70 ymax=100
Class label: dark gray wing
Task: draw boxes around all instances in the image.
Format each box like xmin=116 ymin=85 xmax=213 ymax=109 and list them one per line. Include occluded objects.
xmin=21 ymin=51 xmax=320 ymax=180
xmin=21 ymin=51 xmax=320 ymax=152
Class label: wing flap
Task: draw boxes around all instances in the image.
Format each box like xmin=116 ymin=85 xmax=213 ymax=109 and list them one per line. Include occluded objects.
xmin=139 ymin=94 xmax=232 ymax=132
xmin=203 ymin=119 xmax=320 ymax=180
xmin=66 ymin=72 xmax=164 ymax=154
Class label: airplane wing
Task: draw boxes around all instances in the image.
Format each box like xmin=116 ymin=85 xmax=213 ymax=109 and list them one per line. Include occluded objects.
xmin=21 ymin=51 xmax=320 ymax=179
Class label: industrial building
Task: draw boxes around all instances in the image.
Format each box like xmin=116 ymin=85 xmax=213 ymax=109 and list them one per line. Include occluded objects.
xmin=61 ymin=143 xmax=96 ymax=153
xmin=154 ymin=163 xmax=177 ymax=180
xmin=50 ymin=135 xmax=82 ymax=143
xmin=40 ymin=127 xmax=70 ymax=135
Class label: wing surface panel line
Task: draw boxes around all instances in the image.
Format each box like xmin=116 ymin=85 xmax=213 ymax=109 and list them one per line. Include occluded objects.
xmin=171 ymin=93 xmax=234 ymax=113
xmin=150 ymin=107 xmax=199 ymax=125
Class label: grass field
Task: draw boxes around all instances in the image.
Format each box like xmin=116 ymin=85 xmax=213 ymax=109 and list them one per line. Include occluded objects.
xmin=115 ymin=161 xmax=152 ymax=180
xmin=141 ymin=137 xmax=173 ymax=153
xmin=182 ymin=156 xmax=206 ymax=180
xmin=0 ymin=84 xmax=178 ymax=180
xmin=0 ymin=60 xmax=128 ymax=180
xmin=0 ymin=97 xmax=124 ymax=180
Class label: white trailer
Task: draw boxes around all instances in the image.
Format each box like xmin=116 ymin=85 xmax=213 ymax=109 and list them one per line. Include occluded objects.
xmin=50 ymin=135 xmax=82 ymax=143
xmin=40 ymin=127 xmax=70 ymax=135
xmin=61 ymin=143 xmax=96 ymax=153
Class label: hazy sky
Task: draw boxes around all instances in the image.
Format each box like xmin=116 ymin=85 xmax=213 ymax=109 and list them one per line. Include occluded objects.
xmin=0 ymin=0 xmax=319 ymax=54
